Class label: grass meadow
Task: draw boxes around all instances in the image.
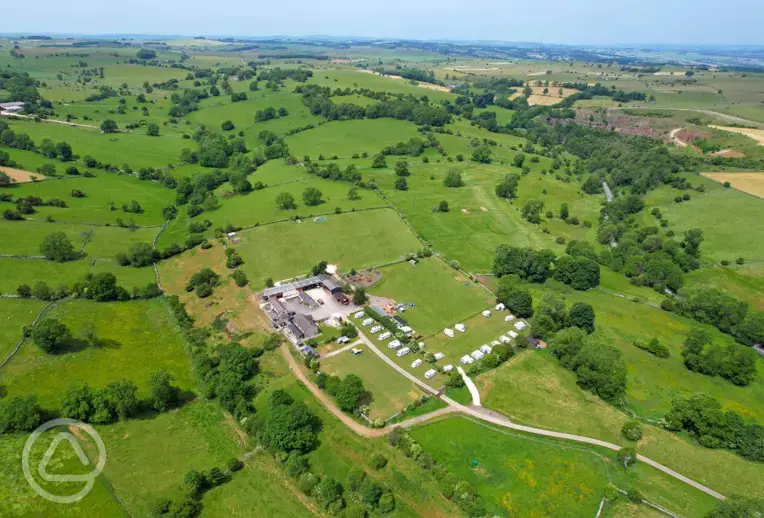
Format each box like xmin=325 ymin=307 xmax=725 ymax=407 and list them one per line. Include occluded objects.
xmin=685 ymin=263 xmax=764 ymax=312
xmin=476 ymin=351 xmax=764 ymax=502
xmin=0 ymin=257 xmax=91 ymax=293
xmin=410 ymin=416 xmax=718 ymax=517
xmin=0 ymin=298 xmax=193 ymax=409
xmin=640 ymin=173 xmax=764 ymax=262
xmin=254 ymin=359 xmax=460 ymax=517
xmin=0 ymin=173 xmax=174 ymax=226
xmin=368 ymin=257 xmax=494 ymax=335
xmin=0 ymin=298 xmax=48 ymax=362
xmin=320 ymin=345 xmax=427 ymax=420
xmin=0 ymin=219 xmax=89 ymax=256
xmin=235 ymin=209 xmax=422 ymax=287
xmin=81 ymin=225 xmax=160 ymax=259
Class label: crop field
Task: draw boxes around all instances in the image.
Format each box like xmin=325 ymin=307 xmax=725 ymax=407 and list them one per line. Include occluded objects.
xmin=368 ymin=257 xmax=494 ymax=335
xmin=320 ymin=345 xmax=426 ymax=420
xmin=0 ymin=299 xmax=193 ymax=409
xmin=640 ymin=174 xmax=764 ymax=262
xmin=234 ymin=209 xmax=422 ymax=287
xmin=702 ymin=171 xmax=764 ymax=198
xmin=477 ymin=351 xmax=764 ymax=502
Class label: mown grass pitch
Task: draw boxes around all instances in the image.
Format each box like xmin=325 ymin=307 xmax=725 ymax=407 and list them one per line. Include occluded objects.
xmin=369 ymin=257 xmax=494 ymax=336
xmin=321 ymin=345 xmax=427 ymax=420
xmin=235 ymin=209 xmax=422 ymax=288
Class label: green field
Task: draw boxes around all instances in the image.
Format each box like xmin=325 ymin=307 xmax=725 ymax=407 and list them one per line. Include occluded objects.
xmin=321 ymin=345 xmax=427 ymax=420
xmin=235 ymin=209 xmax=422 ymax=287
xmin=410 ymin=416 xmax=718 ymax=517
xmin=477 ymin=350 xmax=764 ymax=501
xmin=0 ymin=257 xmax=91 ymax=293
xmin=0 ymin=173 xmax=174 ymax=226
xmin=640 ymin=174 xmax=764 ymax=263
xmin=0 ymin=298 xmax=48 ymax=363
xmin=369 ymin=257 xmax=494 ymax=335
xmin=685 ymin=263 xmax=764 ymax=312
xmin=0 ymin=298 xmax=193 ymax=409
xmin=0 ymin=219 xmax=89 ymax=256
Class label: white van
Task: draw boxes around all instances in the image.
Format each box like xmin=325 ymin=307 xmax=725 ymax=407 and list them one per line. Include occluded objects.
xmin=424 ymin=369 xmax=437 ymax=379
xmin=362 ymin=318 xmax=374 ymax=326
xmin=378 ymin=331 xmax=392 ymax=341
xmin=396 ymin=347 xmax=410 ymax=357
xmin=354 ymin=311 xmax=366 ymax=319
xmin=411 ymin=359 xmax=423 ymax=368
xmin=370 ymin=325 xmax=382 ymax=334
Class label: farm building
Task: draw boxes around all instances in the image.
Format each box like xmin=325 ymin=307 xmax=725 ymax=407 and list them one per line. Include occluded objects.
xmin=263 ymin=275 xmax=342 ymax=299
xmin=393 ymin=315 xmax=408 ymax=327
xmin=334 ymin=292 xmax=349 ymax=305
xmin=294 ymin=314 xmax=319 ymax=339
xmin=0 ymin=102 xmax=24 ymax=113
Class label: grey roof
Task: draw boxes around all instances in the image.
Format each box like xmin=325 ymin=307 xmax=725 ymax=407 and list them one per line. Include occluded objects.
xmin=263 ymin=276 xmax=323 ymax=297
xmin=287 ymin=322 xmax=303 ymax=339
xmin=322 ymin=277 xmax=341 ymax=292
xmin=393 ymin=315 xmax=408 ymax=326
xmin=299 ymin=291 xmax=316 ymax=306
xmin=269 ymin=297 xmax=287 ymax=313
xmin=0 ymin=102 xmax=25 ymax=109
xmin=293 ymin=314 xmax=319 ymax=338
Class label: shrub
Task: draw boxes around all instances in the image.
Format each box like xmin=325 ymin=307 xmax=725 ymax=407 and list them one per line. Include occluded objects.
xmin=370 ymin=453 xmax=388 ymax=470
xmin=621 ymin=420 xmax=643 ymax=441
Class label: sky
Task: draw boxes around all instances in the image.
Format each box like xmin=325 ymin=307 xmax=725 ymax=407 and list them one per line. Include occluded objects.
xmin=2 ymin=0 xmax=763 ymax=46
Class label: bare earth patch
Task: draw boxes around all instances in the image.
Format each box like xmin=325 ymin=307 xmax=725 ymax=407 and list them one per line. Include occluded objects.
xmin=461 ymin=208 xmax=470 ymax=214
xmin=709 ymin=125 xmax=764 ymax=145
xmin=0 ymin=165 xmax=42 ymax=183
xmin=710 ymin=149 xmax=745 ymax=158
xmin=702 ymin=172 xmax=764 ymax=198
xmin=511 ymin=86 xmax=579 ymax=106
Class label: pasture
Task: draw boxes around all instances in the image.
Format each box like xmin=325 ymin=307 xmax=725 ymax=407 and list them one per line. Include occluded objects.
xmin=0 ymin=257 xmax=91 ymax=294
xmin=701 ymin=171 xmax=764 ymax=198
xmin=320 ymin=345 xmax=426 ymax=420
xmin=410 ymin=416 xmax=718 ymax=517
xmin=0 ymin=298 xmax=193 ymax=409
xmin=0 ymin=298 xmax=47 ymax=362
xmin=235 ymin=209 xmax=422 ymax=287
xmin=368 ymin=257 xmax=494 ymax=335
xmin=81 ymin=225 xmax=160 ymax=259
xmin=708 ymin=125 xmax=764 ymax=145
xmin=0 ymin=219 xmax=88 ymax=256
xmin=640 ymin=173 xmax=764 ymax=262
xmin=477 ymin=351 xmax=764 ymax=502
xmin=685 ymin=263 xmax=764 ymax=312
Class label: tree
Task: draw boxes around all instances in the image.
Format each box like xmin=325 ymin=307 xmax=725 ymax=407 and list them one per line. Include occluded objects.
xmin=617 ymin=447 xmax=637 ymax=469
xmin=87 ymin=272 xmax=128 ymax=301
xmin=443 ymin=168 xmax=464 ymax=188
xmin=100 ymin=119 xmax=118 ymax=133
xmin=394 ymin=178 xmax=408 ymax=191
xmin=149 ymin=369 xmax=178 ymax=412
xmin=263 ymin=401 xmax=318 ymax=453
xmin=521 ymin=199 xmax=544 ymax=224
xmin=276 ymin=192 xmax=297 ymax=210
xmin=219 ymin=342 xmax=256 ymax=380
xmin=348 ymin=186 xmax=360 ymax=200
xmin=117 ymin=242 xmax=157 ymax=267
xmin=553 ymin=256 xmax=600 ymax=290
xmin=0 ymin=171 xmax=12 ymax=187
xmin=40 ymin=232 xmax=77 ymax=262
xmin=560 ymin=203 xmax=569 ymax=220
xmin=335 ymin=374 xmax=366 ymax=412
xmin=106 ymin=379 xmax=139 ymax=420
xmin=0 ymin=396 xmax=42 ymax=433
xmin=371 ymin=154 xmax=387 ymax=169
xmin=621 ymin=420 xmax=643 ymax=441
xmin=56 ymin=141 xmax=73 ymax=161
xmin=495 ymin=174 xmax=519 ymax=199
xmin=471 ymin=145 xmax=492 ymax=163
xmin=682 ymin=228 xmax=704 ymax=257
xmin=233 ymin=269 xmax=248 ymax=287
xmin=136 ymin=49 xmax=157 ymax=60
xmin=353 ymin=288 xmax=368 ymax=305
xmin=303 ymin=187 xmax=323 ymax=206
xmin=496 ymin=276 xmax=534 ymax=318
xmin=568 ymin=302 xmax=596 ymax=333
xmin=513 ymin=153 xmax=526 ymax=168
xmin=395 ymin=160 xmax=410 ymax=177
xmin=146 ymin=123 xmax=160 ymax=136
xmin=493 ymin=245 xmax=555 ymax=283
xmin=707 ymin=498 xmax=764 ymax=518
xmin=32 ymin=318 xmax=72 ymax=353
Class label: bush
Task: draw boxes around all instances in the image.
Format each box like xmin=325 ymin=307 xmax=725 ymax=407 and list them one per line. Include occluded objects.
xmin=621 ymin=420 xmax=643 ymax=441
xmin=616 ymin=447 xmax=638 ymax=468
xmin=633 ymin=338 xmax=669 ymax=358
xmin=370 ymin=453 xmax=388 ymax=470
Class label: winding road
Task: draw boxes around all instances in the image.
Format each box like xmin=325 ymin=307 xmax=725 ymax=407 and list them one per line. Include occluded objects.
xmin=309 ymin=329 xmax=728 ymax=501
